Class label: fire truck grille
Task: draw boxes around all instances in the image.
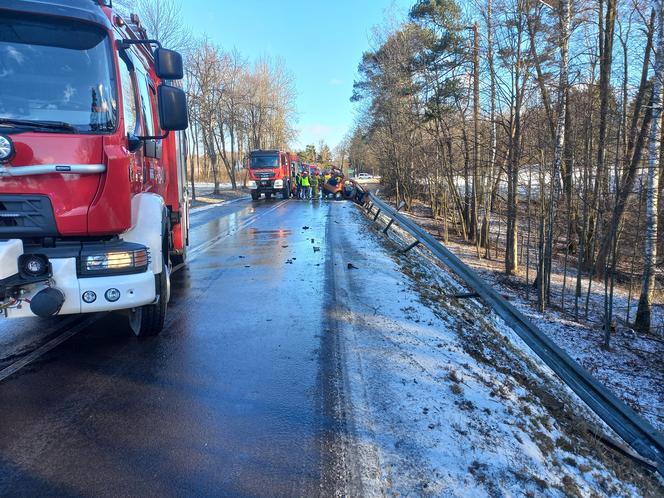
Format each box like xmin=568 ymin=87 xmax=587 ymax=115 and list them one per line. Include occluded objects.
xmin=256 ymin=172 xmax=275 ymax=179
xmin=0 ymin=195 xmax=58 ymax=238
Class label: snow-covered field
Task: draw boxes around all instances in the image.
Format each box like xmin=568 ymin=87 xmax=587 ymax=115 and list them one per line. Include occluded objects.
xmin=398 ymin=205 xmax=664 ymax=435
xmin=328 ymin=204 xmax=661 ymax=497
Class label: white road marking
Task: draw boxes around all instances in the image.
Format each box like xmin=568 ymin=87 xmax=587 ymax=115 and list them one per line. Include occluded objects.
xmin=0 ymin=314 xmax=100 ymax=382
xmin=187 ymin=200 xmax=287 ymax=260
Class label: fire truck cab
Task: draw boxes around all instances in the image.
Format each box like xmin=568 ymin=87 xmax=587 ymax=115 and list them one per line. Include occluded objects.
xmin=247 ymin=149 xmax=292 ymax=200
xmin=0 ymin=0 xmax=189 ymax=337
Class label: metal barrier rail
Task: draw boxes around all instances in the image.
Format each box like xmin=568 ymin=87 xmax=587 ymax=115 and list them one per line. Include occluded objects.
xmin=366 ymin=193 xmax=664 ymax=477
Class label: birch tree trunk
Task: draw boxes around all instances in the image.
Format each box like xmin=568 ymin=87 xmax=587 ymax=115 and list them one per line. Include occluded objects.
xmin=543 ymin=0 xmax=571 ymax=304
xmin=483 ymin=0 xmax=497 ymax=257
xmin=635 ymin=0 xmax=664 ymax=332
xmin=472 ymin=22 xmax=480 ymax=250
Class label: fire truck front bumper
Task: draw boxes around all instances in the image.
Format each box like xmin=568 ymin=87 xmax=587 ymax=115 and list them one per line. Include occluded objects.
xmin=0 ymin=239 xmax=156 ymax=318
xmin=248 ymin=179 xmax=284 ymax=193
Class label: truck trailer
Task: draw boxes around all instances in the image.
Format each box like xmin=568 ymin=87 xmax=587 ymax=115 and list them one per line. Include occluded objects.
xmin=0 ymin=0 xmax=189 ymax=336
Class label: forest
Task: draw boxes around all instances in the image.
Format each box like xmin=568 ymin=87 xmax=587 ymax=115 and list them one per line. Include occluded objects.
xmin=347 ymin=0 xmax=664 ymax=339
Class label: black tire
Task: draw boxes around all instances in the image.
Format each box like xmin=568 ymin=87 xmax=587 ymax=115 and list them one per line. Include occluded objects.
xmin=251 ymin=190 xmax=260 ymax=201
xmin=282 ymin=185 xmax=290 ymax=199
xmin=129 ymin=257 xmax=169 ymax=337
xmin=171 ymin=244 xmax=187 ymax=266
xmin=265 ymin=192 xmax=272 ymax=200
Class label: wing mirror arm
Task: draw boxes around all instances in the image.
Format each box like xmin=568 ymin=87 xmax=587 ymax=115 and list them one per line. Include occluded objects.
xmin=134 ymin=131 xmax=170 ymax=141
xmin=127 ymin=133 xmax=143 ymax=152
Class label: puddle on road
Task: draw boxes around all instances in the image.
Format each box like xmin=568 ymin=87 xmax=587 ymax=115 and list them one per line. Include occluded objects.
xmin=245 ymin=228 xmax=292 ymax=240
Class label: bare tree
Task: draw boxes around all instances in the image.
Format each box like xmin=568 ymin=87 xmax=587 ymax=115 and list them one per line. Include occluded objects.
xmin=543 ymin=0 xmax=571 ymax=305
xmin=114 ymin=0 xmax=192 ymax=53
xmin=634 ymin=0 xmax=664 ymax=332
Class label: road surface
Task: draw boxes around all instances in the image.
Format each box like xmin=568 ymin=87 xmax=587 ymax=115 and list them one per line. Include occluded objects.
xmin=0 ymin=198 xmax=342 ymax=497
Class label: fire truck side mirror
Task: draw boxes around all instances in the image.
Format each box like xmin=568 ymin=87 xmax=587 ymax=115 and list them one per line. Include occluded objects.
xmin=154 ymin=48 xmax=184 ymax=80
xmin=157 ymin=85 xmax=188 ymax=131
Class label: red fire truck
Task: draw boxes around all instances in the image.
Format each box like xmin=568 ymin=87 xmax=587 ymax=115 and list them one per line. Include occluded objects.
xmin=0 ymin=0 xmax=189 ymax=336
xmin=247 ymin=149 xmax=293 ymax=200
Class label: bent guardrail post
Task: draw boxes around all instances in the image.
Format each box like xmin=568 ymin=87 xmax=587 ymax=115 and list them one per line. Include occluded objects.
xmin=401 ymin=240 xmax=420 ymax=253
xmin=366 ymin=192 xmax=664 ymax=477
xmin=373 ymin=209 xmax=382 ymax=222
xmin=382 ymin=201 xmax=406 ymax=235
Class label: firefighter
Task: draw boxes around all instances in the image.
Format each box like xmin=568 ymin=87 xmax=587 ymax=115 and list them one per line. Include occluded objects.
xmin=290 ymin=168 xmax=297 ymax=198
xmin=322 ymin=171 xmax=332 ymax=199
xmin=295 ymin=172 xmax=302 ymax=199
xmin=301 ymin=170 xmax=311 ymax=199
xmin=311 ymin=171 xmax=320 ymax=199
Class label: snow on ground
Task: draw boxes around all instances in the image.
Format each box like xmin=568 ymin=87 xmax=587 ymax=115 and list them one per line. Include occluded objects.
xmin=328 ymin=203 xmax=662 ymax=497
xmin=400 ymin=206 xmax=664 ymax=434
xmin=190 ymin=183 xmax=249 ymax=210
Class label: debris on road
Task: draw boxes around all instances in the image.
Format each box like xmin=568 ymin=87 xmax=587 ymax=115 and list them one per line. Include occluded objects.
xmin=347 ymin=263 xmax=359 ymax=270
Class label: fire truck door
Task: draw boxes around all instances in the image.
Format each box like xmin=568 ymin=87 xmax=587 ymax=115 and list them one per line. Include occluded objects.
xmin=136 ymin=70 xmax=161 ymax=186
xmin=118 ymin=49 xmax=145 ymax=187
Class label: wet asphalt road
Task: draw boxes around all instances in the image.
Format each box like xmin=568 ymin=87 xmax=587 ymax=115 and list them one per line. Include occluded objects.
xmin=0 ymin=198 xmax=342 ymax=497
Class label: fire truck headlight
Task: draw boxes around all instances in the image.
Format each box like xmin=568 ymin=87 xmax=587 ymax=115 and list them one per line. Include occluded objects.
xmin=80 ymin=247 xmax=149 ymax=276
xmin=247 ymin=180 xmax=257 ymax=189
xmin=273 ymin=180 xmax=283 ymax=189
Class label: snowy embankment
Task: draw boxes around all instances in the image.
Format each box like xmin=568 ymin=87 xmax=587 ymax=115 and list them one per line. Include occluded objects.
xmin=400 ymin=205 xmax=664 ymax=435
xmin=328 ymin=203 xmax=661 ymax=497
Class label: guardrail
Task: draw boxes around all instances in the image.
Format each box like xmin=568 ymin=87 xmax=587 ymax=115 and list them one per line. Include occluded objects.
xmin=365 ymin=192 xmax=664 ymax=477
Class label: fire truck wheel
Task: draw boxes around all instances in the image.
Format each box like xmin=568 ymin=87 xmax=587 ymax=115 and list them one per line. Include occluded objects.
xmin=281 ymin=186 xmax=290 ymax=199
xmin=171 ymin=245 xmax=187 ymax=266
xmin=251 ymin=191 xmax=260 ymax=201
xmin=129 ymin=257 xmax=169 ymax=337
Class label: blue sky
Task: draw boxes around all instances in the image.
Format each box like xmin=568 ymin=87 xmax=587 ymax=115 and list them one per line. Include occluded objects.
xmin=180 ymin=0 xmax=411 ymax=151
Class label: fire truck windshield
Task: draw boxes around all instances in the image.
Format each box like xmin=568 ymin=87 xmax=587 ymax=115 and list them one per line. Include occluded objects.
xmin=0 ymin=14 xmax=118 ymax=133
xmin=250 ymin=155 xmax=279 ymax=168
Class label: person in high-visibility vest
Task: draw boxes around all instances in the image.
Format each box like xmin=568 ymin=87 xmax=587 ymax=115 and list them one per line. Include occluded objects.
xmin=300 ymin=171 xmax=311 ymax=199
xmin=322 ymin=171 xmax=332 ymax=199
